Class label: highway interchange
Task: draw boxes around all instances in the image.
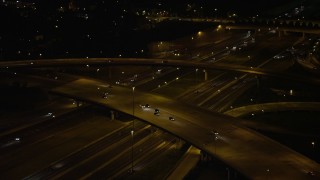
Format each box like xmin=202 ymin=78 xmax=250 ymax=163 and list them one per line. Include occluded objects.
xmin=0 ymin=28 xmax=320 ymax=179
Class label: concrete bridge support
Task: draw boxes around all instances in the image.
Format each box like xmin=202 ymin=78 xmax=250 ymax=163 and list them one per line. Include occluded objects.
xmin=110 ymin=110 xmax=115 ymax=120
xmin=175 ymin=138 xmax=184 ymax=149
xmin=278 ymin=30 xmax=288 ymax=37
xmin=256 ymin=75 xmax=260 ymax=89
xmin=108 ymin=67 xmax=112 ymax=79
xmin=204 ymin=70 xmax=208 ymax=81
xmin=200 ymin=151 xmax=213 ymax=162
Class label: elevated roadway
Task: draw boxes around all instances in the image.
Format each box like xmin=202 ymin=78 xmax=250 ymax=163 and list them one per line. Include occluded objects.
xmin=50 ymin=78 xmax=320 ymax=179
xmin=225 ymin=102 xmax=320 ymax=118
xmin=2 ymin=59 xmax=320 ymax=178
xmin=1 ymin=58 xmax=320 ymax=85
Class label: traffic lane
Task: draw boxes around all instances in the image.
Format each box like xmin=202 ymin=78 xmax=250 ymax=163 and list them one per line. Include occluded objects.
xmin=0 ymin=97 xmax=77 ymax=136
xmin=204 ymin=81 xmax=253 ymax=112
xmin=1 ymin=114 xmax=124 ymax=179
xmin=57 ymin=125 xmax=153 ymax=179
xmin=214 ymin=82 xmax=253 ymax=113
xmin=224 ymin=102 xmax=320 ymax=118
xmin=112 ymin=31 xmax=244 ymax=89
xmin=25 ymin=121 xmax=145 ymax=179
xmin=136 ymin=68 xmax=184 ymax=91
xmin=195 ymin=72 xmax=247 ymax=106
xmin=89 ymin=132 xmax=174 ymax=179
xmin=52 ymin=79 xmax=320 ymax=179
xmin=188 ymin=31 xmax=249 ymax=59
xmin=0 ymin=105 xmax=89 ymax=156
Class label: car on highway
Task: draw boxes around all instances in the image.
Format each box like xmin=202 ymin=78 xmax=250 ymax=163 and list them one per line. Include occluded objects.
xmin=211 ymin=130 xmax=219 ymax=135
xmin=169 ymin=117 xmax=175 ymax=121
xmin=154 ymin=108 xmax=160 ymax=116
xmin=308 ymin=171 xmax=315 ymax=176
xmin=141 ymin=104 xmax=150 ymax=109
xmin=102 ymin=92 xmax=108 ymax=99
xmin=273 ymin=55 xmax=285 ymax=59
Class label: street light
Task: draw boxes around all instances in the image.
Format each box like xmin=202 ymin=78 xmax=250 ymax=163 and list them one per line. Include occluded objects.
xmin=226 ymin=168 xmax=230 ymax=180
xmin=312 ymin=141 xmax=315 ymax=148
xmin=132 ymin=86 xmax=135 ymax=122
xmin=195 ymin=68 xmax=199 ymax=83
xmin=130 ymin=86 xmax=135 ymax=174
xmin=130 ymin=129 xmax=134 ymax=174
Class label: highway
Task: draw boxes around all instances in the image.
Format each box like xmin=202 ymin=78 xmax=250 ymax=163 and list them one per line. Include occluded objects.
xmin=51 ymin=78 xmax=320 ymax=179
xmin=0 ymin=97 xmax=78 ymax=138
xmin=151 ymin=33 xmax=299 ymax=113
xmin=1 ymin=57 xmax=320 ymax=85
xmin=147 ymin=16 xmax=320 ymax=34
xmin=26 ymin=121 xmax=151 ymax=179
xmin=224 ymin=102 xmax=320 ymax=118
xmin=5 ymin=70 xmax=178 ymax=179
xmin=0 ymin=105 xmax=88 ymax=154
xmin=1 ymin=27 xmax=319 ymax=179
xmin=85 ymin=131 xmax=176 ymax=179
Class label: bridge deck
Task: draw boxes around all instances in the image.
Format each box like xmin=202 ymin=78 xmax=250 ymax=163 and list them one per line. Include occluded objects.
xmin=52 ymin=78 xmax=320 ymax=179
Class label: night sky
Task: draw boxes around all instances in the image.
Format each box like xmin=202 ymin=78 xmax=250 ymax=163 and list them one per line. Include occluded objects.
xmin=0 ymin=0 xmax=318 ymax=60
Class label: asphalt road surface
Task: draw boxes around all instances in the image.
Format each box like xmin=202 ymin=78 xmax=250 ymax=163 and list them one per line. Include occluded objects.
xmin=51 ymin=78 xmax=320 ymax=179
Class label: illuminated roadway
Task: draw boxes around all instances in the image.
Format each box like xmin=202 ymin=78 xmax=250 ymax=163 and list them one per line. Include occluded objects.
xmin=50 ymin=78 xmax=320 ymax=179
xmin=2 ymin=59 xmax=320 ymax=179
xmin=147 ymin=16 xmax=320 ymax=34
xmin=225 ymin=102 xmax=320 ymax=117
xmin=1 ymin=58 xmax=320 ymax=85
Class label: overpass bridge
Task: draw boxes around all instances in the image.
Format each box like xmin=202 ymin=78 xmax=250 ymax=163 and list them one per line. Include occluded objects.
xmin=2 ymin=58 xmax=320 ymax=179
xmin=225 ymin=102 xmax=320 ymax=118
xmin=1 ymin=58 xmax=320 ymax=85
xmin=51 ymin=78 xmax=320 ymax=179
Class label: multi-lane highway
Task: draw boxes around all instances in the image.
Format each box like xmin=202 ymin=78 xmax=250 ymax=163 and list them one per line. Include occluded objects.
xmin=1 ymin=58 xmax=320 ymax=86
xmin=50 ymin=78 xmax=320 ymax=179
xmin=1 ymin=27 xmax=319 ymax=179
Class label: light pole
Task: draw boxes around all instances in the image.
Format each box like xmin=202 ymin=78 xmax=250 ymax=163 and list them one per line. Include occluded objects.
xmin=130 ymin=86 xmax=135 ymax=174
xmin=226 ymin=168 xmax=230 ymax=180
xmin=214 ymin=135 xmax=218 ymax=154
xmin=311 ymin=141 xmax=316 ymax=159
xmin=195 ymin=68 xmax=198 ymax=85
xmin=132 ymin=86 xmax=135 ymax=128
